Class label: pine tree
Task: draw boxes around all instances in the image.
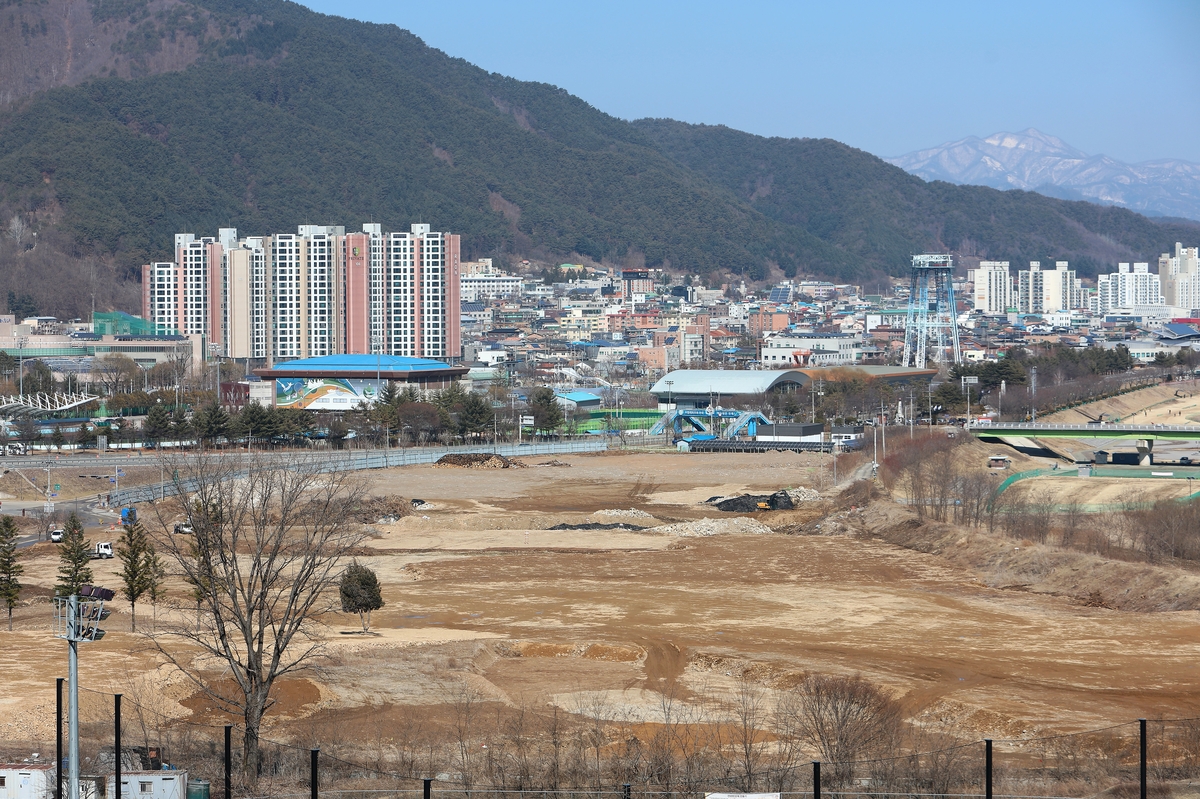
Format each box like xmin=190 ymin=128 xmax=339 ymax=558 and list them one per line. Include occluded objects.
xmin=55 ymin=514 xmax=92 ymax=597
xmin=0 ymin=515 xmax=23 ymax=630
xmin=458 ymin=392 xmax=495 ymax=439
xmin=143 ymin=403 xmax=172 ymax=446
xmin=143 ymin=548 xmax=166 ymax=632
xmin=117 ymin=521 xmax=152 ymax=632
xmin=529 ymin=387 xmax=565 ymax=433
xmin=195 ymin=404 xmax=230 ymax=448
xmin=339 ymin=560 xmax=384 ymax=631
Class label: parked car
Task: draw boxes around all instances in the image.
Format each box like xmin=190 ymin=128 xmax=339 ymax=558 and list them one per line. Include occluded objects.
xmin=50 ymin=528 xmax=65 ymax=543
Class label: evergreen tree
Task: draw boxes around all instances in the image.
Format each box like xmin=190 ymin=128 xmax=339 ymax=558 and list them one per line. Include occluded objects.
xmin=194 ymin=403 xmax=230 ymax=447
xmin=237 ymin=402 xmax=272 ymax=446
xmin=77 ymin=421 xmax=97 ymax=449
xmin=117 ymin=521 xmax=153 ymax=632
xmin=55 ymin=514 xmax=92 ymax=597
xmin=170 ymin=408 xmax=193 ymax=444
xmin=528 ymin=387 xmax=565 ymax=433
xmin=143 ymin=548 xmax=166 ymax=632
xmin=433 ymin=381 xmax=468 ymax=411
xmin=458 ymin=392 xmax=495 ymax=439
xmin=0 ymin=515 xmax=22 ymax=631
xmin=339 ymin=560 xmax=384 ymax=631
xmin=143 ymin=403 xmax=172 ymax=445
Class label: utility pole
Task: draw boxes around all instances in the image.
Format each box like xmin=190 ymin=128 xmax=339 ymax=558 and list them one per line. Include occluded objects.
xmin=1030 ymin=366 xmax=1038 ymax=422
xmin=880 ymin=399 xmax=886 ymax=459
xmin=909 ymin=386 xmax=914 ymax=439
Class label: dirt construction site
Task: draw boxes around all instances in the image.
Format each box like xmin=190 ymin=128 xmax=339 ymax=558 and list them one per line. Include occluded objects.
xmin=2 ymin=384 xmax=1200 ymax=793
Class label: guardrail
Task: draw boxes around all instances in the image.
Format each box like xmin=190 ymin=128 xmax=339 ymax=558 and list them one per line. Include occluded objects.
xmin=109 ymin=439 xmax=609 ymax=506
xmin=969 ymin=422 xmax=1200 ymax=433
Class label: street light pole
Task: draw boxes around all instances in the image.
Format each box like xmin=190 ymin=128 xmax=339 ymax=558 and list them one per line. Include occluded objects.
xmin=17 ymin=336 xmax=27 ymax=397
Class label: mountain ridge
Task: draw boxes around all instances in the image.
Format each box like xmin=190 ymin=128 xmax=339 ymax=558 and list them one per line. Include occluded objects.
xmin=888 ymin=128 xmax=1200 ymax=222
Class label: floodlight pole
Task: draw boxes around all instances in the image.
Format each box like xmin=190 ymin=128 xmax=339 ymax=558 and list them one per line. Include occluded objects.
xmin=67 ymin=595 xmax=79 ymax=799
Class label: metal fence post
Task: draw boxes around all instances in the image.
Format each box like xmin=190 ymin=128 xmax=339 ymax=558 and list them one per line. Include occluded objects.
xmin=56 ymin=678 xmax=63 ymax=799
xmin=114 ymin=694 xmax=121 ymax=799
xmin=623 ymin=783 xmax=631 ymax=799
xmin=423 ymin=778 xmax=431 ymax=799
xmin=812 ymin=761 xmax=820 ymax=799
xmin=985 ymin=738 xmax=992 ymax=799
xmin=310 ymin=748 xmax=318 ymax=799
xmin=1140 ymin=718 xmax=1147 ymax=799
xmin=224 ymin=724 xmax=231 ymax=799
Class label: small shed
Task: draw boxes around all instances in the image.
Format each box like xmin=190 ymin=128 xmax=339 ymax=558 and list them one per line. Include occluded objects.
xmin=987 ymin=455 xmax=1011 ymax=469
xmin=0 ymin=764 xmax=56 ymax=799
xmin=1094 ymin=450 xmax=1110 ymax=465
xmin=106 ymin=772 xmax=186 ymax=799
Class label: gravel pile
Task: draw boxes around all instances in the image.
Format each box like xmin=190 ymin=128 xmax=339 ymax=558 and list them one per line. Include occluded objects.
xmin=592 ymin=508 xmax=654 ymax=519
xmin=649 ymin=517 xmax=774 ymax=537
xmin=787 ymin=487 xmax=822 ymax=502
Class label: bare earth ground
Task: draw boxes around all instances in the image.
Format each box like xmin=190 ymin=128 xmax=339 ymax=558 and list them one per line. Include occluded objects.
xmin=3 ymin=444 xmax=1200 ymax=754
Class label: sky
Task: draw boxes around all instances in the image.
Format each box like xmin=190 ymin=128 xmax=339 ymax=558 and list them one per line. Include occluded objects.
xmin=297 ymin=1 xmax=1200 ymax=164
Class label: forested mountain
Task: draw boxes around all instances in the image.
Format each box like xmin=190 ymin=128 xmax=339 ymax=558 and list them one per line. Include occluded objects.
xmin=0 ymin=0 xmax=1197 ymax=319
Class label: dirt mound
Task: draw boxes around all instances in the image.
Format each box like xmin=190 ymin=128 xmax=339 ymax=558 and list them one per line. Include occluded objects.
xmin=349 ymin=496 xmax=414 ymax=524
xmin=537 ymin=459 xmax=571 ymax=467
xmin=434 ymin=453 xmax=528 ymax=469
xmin=715 ymin=490 xmax=794 ymax=512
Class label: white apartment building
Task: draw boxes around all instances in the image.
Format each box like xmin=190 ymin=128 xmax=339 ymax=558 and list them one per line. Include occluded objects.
xmin=460 ymin=271 xmax=522 ymax=303
xmin=1159 ymin=242 xmax=1200 ymax=313
xmin=1016 ymin=261 xmax=1081 ymax=314
xmin=973 ymin=261 xmax=1012 ymax=314
xmin=760 ymin=332 xmax=862 ymax=366
xmin=1093 ymin=262 xmax=1165 ymax=314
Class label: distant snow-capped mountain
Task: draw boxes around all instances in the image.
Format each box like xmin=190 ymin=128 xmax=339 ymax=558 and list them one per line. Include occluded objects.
xmin=887 ymin=128 xmax=1200 ymax=222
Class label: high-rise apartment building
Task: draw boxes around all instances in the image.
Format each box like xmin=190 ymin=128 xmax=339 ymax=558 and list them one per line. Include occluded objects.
xmin=143 ymin=223 xmax=462 ymax=364
xmin=973 ymin=261 xmax=1012 ymax=313
xmin=1016 ymin=261 xmax=1080 ymax=314
xmin=1094 ymin=262 xmax=1164 ymax=314
xmin=1159 ymin=242 xmax=1200 ymax=312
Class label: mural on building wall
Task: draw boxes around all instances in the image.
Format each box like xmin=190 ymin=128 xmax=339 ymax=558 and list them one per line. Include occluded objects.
xmin=275 ymin=378 xmax=380 ymax=410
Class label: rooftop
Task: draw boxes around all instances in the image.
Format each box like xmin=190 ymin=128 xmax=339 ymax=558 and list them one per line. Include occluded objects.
xmin=267 ymin=354 xmax=453 ymax=373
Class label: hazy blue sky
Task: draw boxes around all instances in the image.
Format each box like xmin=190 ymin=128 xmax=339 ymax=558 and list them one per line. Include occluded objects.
xmin=299 ymin=0 xmax=1200 ymax=164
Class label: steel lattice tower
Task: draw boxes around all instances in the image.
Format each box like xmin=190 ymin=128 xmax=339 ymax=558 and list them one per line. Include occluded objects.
xmin=902 ymin=254 xmax=961 ymax=368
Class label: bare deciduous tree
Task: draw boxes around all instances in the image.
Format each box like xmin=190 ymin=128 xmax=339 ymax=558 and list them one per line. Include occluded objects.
xmin=152 ymin=454 xmax=368 ymax=782
xmin=785 ymin=673 xmax=903 ymax=786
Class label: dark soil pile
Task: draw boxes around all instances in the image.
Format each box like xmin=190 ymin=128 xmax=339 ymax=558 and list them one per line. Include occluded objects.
xmin=714 ymin=490 xmax=794 ymax=512
xmin=434 ymin=454 xmax=528 ymax=469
